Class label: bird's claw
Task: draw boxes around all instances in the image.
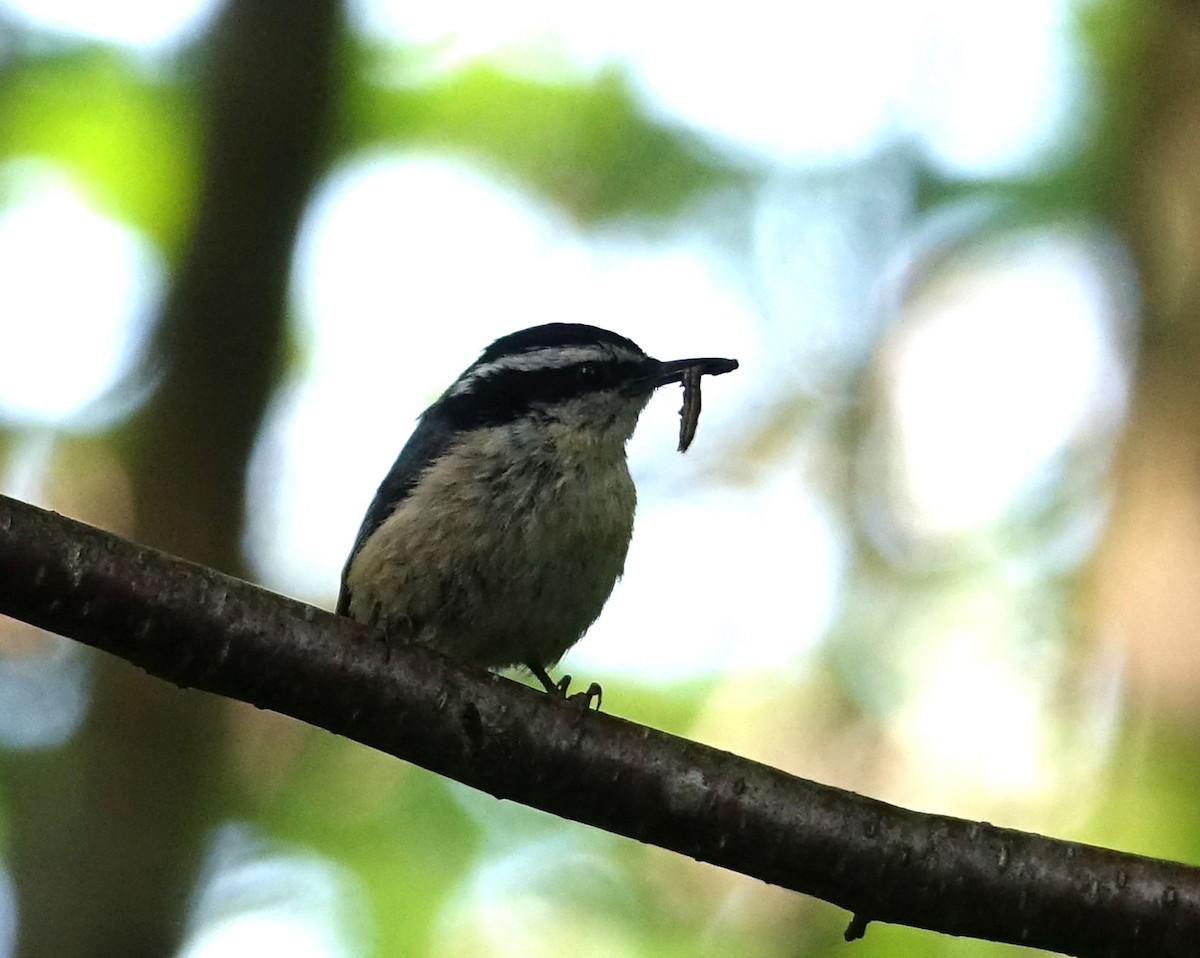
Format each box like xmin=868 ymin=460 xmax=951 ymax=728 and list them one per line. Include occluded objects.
xmin=556 ymin=674 xmax=603 ymax=710
xmin=569 ymin=681 xmax=603 ymax=710
xmin=528 ymin=663 xmax=603 ymax=710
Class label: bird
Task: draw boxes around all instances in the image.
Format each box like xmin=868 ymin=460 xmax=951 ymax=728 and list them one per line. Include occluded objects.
xmin=337 ymin=322 xmax=738 ymax=703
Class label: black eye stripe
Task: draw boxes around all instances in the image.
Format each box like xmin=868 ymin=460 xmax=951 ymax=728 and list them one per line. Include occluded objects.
xmin=440 ymin=359 xmax=642 ymax=429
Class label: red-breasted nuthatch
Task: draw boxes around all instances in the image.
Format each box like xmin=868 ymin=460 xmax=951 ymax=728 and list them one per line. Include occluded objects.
xmin=337 ymin=323 xmax=737 ymax=700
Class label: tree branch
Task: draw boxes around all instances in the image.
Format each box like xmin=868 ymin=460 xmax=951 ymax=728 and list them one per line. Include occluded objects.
xmin=0 ymin=492 xmax=1196 ymax=957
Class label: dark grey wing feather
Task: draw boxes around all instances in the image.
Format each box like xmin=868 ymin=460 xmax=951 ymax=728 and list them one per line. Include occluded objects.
xmin=336 ymin=411 xmax=456 ymax=616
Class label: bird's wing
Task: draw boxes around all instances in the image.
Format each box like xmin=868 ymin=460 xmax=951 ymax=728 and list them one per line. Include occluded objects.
xmin=336 ymin=411 xmax=457 ymax=616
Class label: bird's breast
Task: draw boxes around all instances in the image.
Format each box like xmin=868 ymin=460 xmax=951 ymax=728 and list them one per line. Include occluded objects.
xmin=344 ymin=425 xmax=636 ymax=669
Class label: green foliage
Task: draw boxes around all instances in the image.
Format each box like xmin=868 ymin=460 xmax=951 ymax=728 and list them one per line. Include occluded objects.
xmin=255 ymin=729 xmax=482 ymax=957
xmin=0 ymin=45 xmax=198 ymax=251
xmin=344 ymin=53 xmax=746 ymax=225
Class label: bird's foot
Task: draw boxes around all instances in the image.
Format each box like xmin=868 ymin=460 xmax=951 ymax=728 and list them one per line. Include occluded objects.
xmin=528 ymin=663 xmax=603 ymax=710
xmin=564 ymin=678 xmax=603 ymax=711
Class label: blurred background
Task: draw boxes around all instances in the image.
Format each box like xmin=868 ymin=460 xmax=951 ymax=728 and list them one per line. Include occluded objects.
xmin=0 ymin=0 xmax=1196 ymax=955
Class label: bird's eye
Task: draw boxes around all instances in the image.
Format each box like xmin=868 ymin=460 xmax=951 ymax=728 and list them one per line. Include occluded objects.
xmin=576 ymin=362 xmax=600 ymax=381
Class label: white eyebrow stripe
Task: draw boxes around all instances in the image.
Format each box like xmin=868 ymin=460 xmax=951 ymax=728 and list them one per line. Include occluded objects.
xmin=448 ymin=344 xmax=642 ymax=398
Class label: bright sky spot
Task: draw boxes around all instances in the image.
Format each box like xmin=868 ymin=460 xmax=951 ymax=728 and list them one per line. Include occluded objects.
xmin=180 ymin=916 xmax=350 ymax=958
xmin=181 ymin=825 xmax=363 ymax=958
xmin=1 ymin=0 xmax=219 ymax=49
xmin=880 ymin=228 xmax=1130 ymax=541
xmin=355 ymin=0 xmax=1089 ymax=175
xmin=576 ymin=475 xmax=846 ymax=678
xmin=0 ymin=868 xmax=15 ymax=958
xmin=0 ymin=163 xmax=162 ymax=428
xmin=753 ymin=165 xmax=915 ymax=389
xmin=879 ymin=582 xmax=1121 ymax=818
xmin=616 ymin=0 xmax=916 ymax=163
xmin=890 ymin=587 xmax=1069 ymax=805
xmin=434 ymin=837 xmax=638 ymax=958
xmin=909 ymin=0 xmax=1087 ymax=177
xmin=0 ymin=634 xmax=90 ymax=749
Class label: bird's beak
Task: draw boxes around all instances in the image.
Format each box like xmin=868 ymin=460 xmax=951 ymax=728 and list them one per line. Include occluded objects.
xmin=627 ymin=356 xmax=739 ymax=394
